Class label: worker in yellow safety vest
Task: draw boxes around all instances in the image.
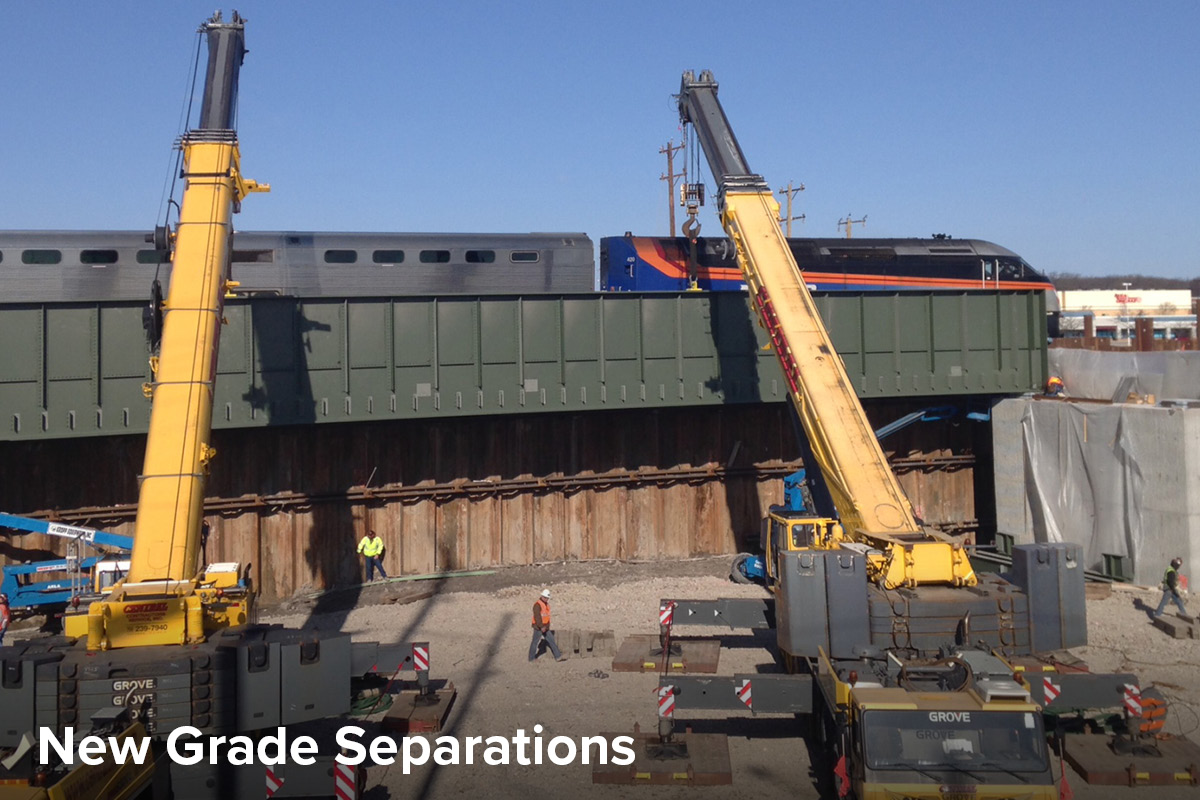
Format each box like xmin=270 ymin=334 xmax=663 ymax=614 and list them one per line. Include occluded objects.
xmin=529 ymin=589 xmax=566 ymax=662
xmin=1154 ymin=557 xmax=1187 ymax=618
xmin=357 ymin=530 xmax=388 ymax=582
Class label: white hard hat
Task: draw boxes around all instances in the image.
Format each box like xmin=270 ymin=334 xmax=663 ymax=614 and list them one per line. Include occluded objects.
xmin=540 ymin=589 xmax=551 ymax=599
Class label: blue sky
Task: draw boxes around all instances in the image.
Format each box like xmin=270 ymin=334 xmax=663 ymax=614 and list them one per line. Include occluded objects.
xmin=3 ymin=2 xmax=1197 ymax=278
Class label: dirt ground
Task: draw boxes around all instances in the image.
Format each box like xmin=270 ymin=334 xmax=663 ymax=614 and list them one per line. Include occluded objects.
xmin=260 ymin=558 xmax=1200 ymax=800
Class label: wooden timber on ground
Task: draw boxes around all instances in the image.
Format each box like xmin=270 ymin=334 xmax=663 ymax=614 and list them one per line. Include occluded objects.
xmin=591 ymin=729 xmax=732 ymax=786
xmin=1152 ymin=612 xmax=1198 ymax=639
xmin=1064 ymin=732 xmax=1200 ymax=786
xmin=381 ymin=682 xmax=457 ymax=734
xmin=611 ymin=634 xmax=721 ymax=673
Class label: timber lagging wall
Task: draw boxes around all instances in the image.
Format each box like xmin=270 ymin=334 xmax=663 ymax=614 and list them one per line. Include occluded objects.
xmin=0 ymin=402 xmax=981 ymax=603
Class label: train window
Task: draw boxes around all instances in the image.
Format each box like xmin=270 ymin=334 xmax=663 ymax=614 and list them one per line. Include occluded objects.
xmin=998 ymin=258 xmax=1025 ymax=280
xmin=136 ymin=249 xmax=170 ymax=264
xmin=0 ymin=251 xmax=4 ymax=263
xmin=233 ymin=249 xmax=274 ymax=263
xmin=466 ymin=250 xmax=496 ymax=263
xmin=22 ymin=249 xmax=62 ymax=265
xmin=373 ymin=250 xmax=405 ymax=264
xmin=324 ymin=249 xmax=358 ymax=264
xmin=80 ymin=249 xmax=119 ymax=265
xmin=420 ymin=250 xmax=451 ymax=263
xmin=510 ymin=251 xmax=540 ymax=263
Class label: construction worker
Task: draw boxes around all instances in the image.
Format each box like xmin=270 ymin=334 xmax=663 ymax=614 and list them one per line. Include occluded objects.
xmin=356 ymin=530 xmax=388 ymax=582
xmin=0 ymin=593 xmax=10 ymax=646
xmin=1045 ymin=376 xmax=1066 ymax=397
xmin=1154 ymin=557 xmax=1188 ymax=618
xmin=529 ymin=589 xmax=566 ymax=662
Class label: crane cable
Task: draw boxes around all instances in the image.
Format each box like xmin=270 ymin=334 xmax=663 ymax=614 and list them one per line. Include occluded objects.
xmin=153 ymin=29 xmax=205 ymax=290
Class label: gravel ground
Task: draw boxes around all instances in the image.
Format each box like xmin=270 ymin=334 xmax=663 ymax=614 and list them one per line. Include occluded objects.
xmin=259 ymin=559 xmax=1200 ymax=800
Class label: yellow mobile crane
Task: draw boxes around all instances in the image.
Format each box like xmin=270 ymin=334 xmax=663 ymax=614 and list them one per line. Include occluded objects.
xmin=63 ymin=12 xmax=265 ymax=652
xmin=641 ymin=71 xmax=1135 ymax=800
xmin=0 ymin=15 xmax=427 ymax=798
xmin=677 ymin=70 xmax=972 ymax=591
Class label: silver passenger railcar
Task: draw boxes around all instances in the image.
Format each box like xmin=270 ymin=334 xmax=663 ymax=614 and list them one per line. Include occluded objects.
xmin=0 ymin=230 xmax=596 ymax=301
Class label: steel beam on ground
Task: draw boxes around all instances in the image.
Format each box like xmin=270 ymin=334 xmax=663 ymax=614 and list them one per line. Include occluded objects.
xmin=664 ymin=598 xmax=775 ymax=629
xmin=662 ymin=674 xmax=813 ymax=714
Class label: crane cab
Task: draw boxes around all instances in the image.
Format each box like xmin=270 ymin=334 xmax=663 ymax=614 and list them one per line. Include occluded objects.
xmin=758 ymin=468 xmax=843 ymax=588
xmin=762 ymin=508 xmax=842 ymax=588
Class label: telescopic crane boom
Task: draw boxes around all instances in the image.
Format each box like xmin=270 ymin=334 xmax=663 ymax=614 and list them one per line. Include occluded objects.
xmin=677 ymin=70 xmax=973 ymax=588
xmin=78 ymin=11 xmax=268 ymax=650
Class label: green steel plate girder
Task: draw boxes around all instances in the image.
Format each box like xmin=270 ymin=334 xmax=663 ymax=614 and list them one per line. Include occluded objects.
xmin=0 ymin=291 xmax=1047 ymax=441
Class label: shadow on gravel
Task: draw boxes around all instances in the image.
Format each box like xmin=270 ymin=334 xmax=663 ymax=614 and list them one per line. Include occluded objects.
xmin=407 ymin=612 xmax=514 ymax=799
xmin=801 ymin=718 xmax=838 ymax=799
xmin=295 ymin=572 xmax=452 ymax=648
xmin=343 ymin=610 xmax=513 ymax=799
xmin=1133 ymin=595 xmax=1162 ymax=620
xmin=717 ymin=630 xmax=778 ymax=650
xmin=678 ymin=716 xmax=803 ymax=739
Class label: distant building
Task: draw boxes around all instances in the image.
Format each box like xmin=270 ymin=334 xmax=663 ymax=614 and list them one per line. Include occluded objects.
xmin=1057 ymin=289 xmax=1192 ymax=317
xmin=1056 ymin=289 xmax=1195 ymax=341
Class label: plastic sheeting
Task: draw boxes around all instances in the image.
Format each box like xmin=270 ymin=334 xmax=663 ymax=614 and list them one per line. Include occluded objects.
xmin=1049 ymin=349 xmax=1200 ymax=402
xmin=993 ymin=398 xmax=1200 ymax=585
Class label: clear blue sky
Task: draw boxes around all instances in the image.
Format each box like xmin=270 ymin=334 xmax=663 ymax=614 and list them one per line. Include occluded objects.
xmin=3 ymin=2 xmax=1197 ymax=278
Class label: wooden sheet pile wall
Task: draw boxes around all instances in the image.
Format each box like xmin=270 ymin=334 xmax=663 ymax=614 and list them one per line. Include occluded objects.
xmin=0 ymin=403 xmax=981 ymax=602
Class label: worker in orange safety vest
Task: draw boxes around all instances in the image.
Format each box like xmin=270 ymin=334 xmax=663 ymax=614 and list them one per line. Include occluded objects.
xmin=529 ymin=589 xmax=566 ymax=662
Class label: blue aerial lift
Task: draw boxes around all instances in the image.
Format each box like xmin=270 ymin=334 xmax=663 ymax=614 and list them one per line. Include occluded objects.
xmin=0 ymin=512 xmax=133 ymax=611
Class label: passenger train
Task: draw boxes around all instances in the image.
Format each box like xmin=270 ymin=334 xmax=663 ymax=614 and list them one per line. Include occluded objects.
xmin=0 ymin=231 xmax=595 ymax=302
xmin=0 ymin=230 xmax=1056 ymax=310
xmin=600 ymin=234 xmax=1057 ymax=301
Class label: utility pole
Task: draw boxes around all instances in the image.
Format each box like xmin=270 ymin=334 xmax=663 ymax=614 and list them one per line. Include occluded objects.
xmin=838 ymin=213 xmax=867 ymax=239
xmin=660 ymin=140 xmax=686 ymax=237
xmin=777 ymin=181 xmax=805 ymax=237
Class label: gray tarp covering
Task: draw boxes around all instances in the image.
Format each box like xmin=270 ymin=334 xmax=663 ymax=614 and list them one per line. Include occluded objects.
xmin=1049 ymin=349 xmax=1200 ymax=402
xmin=993 ymin=398 xmax=1200 ymax=585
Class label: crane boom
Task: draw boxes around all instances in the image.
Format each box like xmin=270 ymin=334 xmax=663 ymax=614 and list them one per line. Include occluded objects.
xmin=677 ymin=70 xmax=974 ymax=588
xmin=79 ymin=12 xmax=268 ymax=649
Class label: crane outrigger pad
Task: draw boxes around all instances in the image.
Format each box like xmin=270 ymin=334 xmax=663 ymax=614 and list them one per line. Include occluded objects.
xmin=1064 ymin=733 xmax=1200 ymax=786
xmin=591 ymin=728 xmax=732 ymax=785
xmin=382 ymin=681 xmax=457 ymax=734
xmin=611 ymin=635 xmax=721 ymax=673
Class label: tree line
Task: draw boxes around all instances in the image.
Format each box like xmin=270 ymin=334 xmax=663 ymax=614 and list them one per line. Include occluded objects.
xmin=1048 ymin=273 xmax=1200 ymax=294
